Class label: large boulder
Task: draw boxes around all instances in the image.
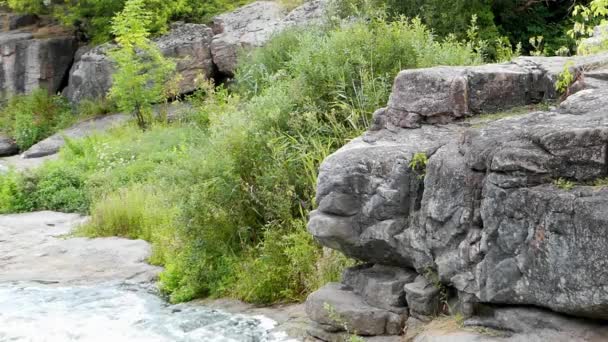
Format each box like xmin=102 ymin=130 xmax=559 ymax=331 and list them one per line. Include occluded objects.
xmin=372 ymin=53 xmax=608 ymax=129
xmin=62 ymin=44 xmax=115 ymax=105
xmin=306 ymin=282 xmax=407 ymax=336
xmin=64 ymin=23 xmax=215 ymax=104
xmin=307 ymin=52 xmax=608 ymax=335
xmin=210 ymin=0 xmax=327 ymax=75
xmin=0 ymin=27 xmax=77 ymax=100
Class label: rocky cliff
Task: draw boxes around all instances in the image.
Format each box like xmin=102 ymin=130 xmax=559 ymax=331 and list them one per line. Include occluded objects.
xmin=306 ymin=53 xmax=608 ymax=340
xmin=0 ymin=13 xmax=76 ymax=100
xmin=64 ymin=0 xmax=327 ymax=104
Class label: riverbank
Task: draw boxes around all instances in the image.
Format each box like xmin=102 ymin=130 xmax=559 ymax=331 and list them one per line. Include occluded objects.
xmin=0 ymin=211 xmax=306 ymax=341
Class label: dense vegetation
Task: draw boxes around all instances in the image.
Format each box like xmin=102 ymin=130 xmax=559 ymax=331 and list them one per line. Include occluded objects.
xmin=0 ymin=0 xmax=606 ymax=305
xmin=0 ymin=1 xmax=482 ymax=303
xmin=1 ymin=0 xmax=596 ymax=55
xmin=1 ymin=0 xmax=251 ymax=43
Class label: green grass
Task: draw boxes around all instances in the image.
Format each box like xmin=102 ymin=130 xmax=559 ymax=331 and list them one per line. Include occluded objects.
xmin=553 ymin=178 xmax=575 ymax=190
xmin=593 ymin=177 xmax=608 ymax=188
xmin=0 ymin=15 xmax=482 ymax=304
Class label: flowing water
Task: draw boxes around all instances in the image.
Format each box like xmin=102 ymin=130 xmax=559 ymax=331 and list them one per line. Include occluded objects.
xmin=0 ymin=283 xmax=295 ymax=342
xmin=0 ymin=212 xmax=298 ymax=342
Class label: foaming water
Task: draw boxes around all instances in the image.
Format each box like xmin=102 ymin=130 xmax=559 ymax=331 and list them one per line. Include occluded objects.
xmin=0 ymin=283 xmax=295 ymax=342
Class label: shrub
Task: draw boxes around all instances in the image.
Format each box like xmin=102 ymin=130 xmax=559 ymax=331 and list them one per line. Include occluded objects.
xmin=0 ymin=89 xmax=73 ymax=151
xmin=108 ymin=0 xmax=176 ymax=130
xmin=0 ymin=171 xmax=35 ymax=213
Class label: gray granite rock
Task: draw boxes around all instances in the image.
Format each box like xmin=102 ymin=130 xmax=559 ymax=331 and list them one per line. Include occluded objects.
xmin=0 ymin=12 xmax=38 ymax=31
xmin=210 ymin=0 xmax=327 ymax=75
xmin=0 ymin=29 xmax=76 ymax=100
xmin=64 ymin=23 xmax=215 ymax=104
xmin=403 ymin=276 xmax=440 ymax=318
xmin=373 ymin=53 xmax=608 ymax=129
xmin=342 ymin=264 xmax=416 ymax=312
xmin=306 ymin=283 xmax=406 ymax=336
xmin=307 ymin=53 xmax=608 ymax=327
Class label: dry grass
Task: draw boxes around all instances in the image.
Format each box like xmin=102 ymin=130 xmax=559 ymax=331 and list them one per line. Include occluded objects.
xmin=31 ymin=24 xmax=73 ymax=39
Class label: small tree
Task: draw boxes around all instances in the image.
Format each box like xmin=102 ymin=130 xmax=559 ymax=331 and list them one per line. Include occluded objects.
xmin=107 ymin=0 xmax=176 ymax=130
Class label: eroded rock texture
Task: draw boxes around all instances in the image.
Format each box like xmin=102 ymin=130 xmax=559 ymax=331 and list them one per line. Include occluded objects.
xmin=0 ymin=18 xmax=76 ymax=100
xmin=64 ymin=23 xmax=215 ymax=104
xmin=210 ymin=0 xmax=327 ymax=75
xmin=307 ymin=54 xmax=608 ymax=339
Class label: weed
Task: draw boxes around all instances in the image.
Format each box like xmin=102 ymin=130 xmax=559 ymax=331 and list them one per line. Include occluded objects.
xmin=409 ymin=152 xmax=429 ymax=179
xmin=423 ymin=267 xmax=449 ymax=315
xmin=555 ymin=61 xmax=576 ymax=95
xmin=553 ymin=178 xmax=575 ymax=190
xmin=593 ymin=177 xmax=608 ymax=188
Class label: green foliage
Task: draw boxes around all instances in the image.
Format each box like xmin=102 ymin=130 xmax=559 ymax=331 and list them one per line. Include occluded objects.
xmin=529 ymin=36 xmax=545 ymax=56
xmin=571 ymin=0 xmax=608 ymax=38
xmin=6 ymin=15 xmax=481 ymax=305
xmin=593 ymin=177 xmax=608 ymax=187
xmin=0 ymin=0 xmax=47 ymax=13
xmin=423 ymin=267 xmax=449 ymax=315
xmin=2 ymin=0 xmax=251 ymax=43
xmin=0 ymin=89 xmax=73 ymax=150
xmin=78 ymin=184 xmax=178 ymax=264
xmin=108 ymin=0 xmax=176 ymax=130
xmin=571 ymin=0 xmax=608 ymax=54
xmin=553 ymin=178 xmax=575 ymax=190
xmin=555 ymin=61 xmax=576 ymax=94
xmin=333 ymin=0 xmax=584 ymax=58
xmin=0 ymin=171 xmax=35 ymax=214
xmin=409 ymin=152 xmax=429 ymax=178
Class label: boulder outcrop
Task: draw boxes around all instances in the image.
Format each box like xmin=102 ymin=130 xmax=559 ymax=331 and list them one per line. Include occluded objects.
xmin=307 ymin=53 xmax=608 ymax=340
xmin=210 ymin=0 xmax=327 ymax=75
xmin=0 ymin=21 xmax=77 ymax=100
xmin=64 ymin=23 xmax=215 ymax=104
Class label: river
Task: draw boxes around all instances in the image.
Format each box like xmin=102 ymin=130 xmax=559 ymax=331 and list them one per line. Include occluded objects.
xmin=0 ymin=212 xmax=300 ymax=342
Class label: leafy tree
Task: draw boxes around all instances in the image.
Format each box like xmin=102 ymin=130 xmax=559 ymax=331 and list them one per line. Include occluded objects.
xmin=107 ymin=0 xmax=176 ymax=130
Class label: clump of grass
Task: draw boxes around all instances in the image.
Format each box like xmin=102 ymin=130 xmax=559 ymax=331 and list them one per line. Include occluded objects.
xmin=409 ymin=152 xmax=429 ymax=179
xmin=553 ymin=178 xmax=575 ymax=190
xmin=78 ymin=184 xmax=178 ymax=265
xmin=0 ymin=89 xmax=74 ymax=151
xmin=593 ymin=177 xmax=608 ymax=188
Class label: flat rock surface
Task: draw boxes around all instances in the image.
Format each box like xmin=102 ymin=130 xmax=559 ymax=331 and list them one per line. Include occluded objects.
xmin=0 ymin=153 xmax=58 ymax=173
xmin=0 ymin=211 xmax=296 ymax=341
xmin=22 ymin=114 xmax=130 ymax=159
xmin=0 ymin=211 xmax=161 ymax=285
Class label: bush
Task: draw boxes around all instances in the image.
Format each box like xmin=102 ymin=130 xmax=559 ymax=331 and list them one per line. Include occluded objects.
xmin=0 ymin=171 xmax=35 ymax=213
xmin=0 ymin=89 xmax=73 ymax=151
